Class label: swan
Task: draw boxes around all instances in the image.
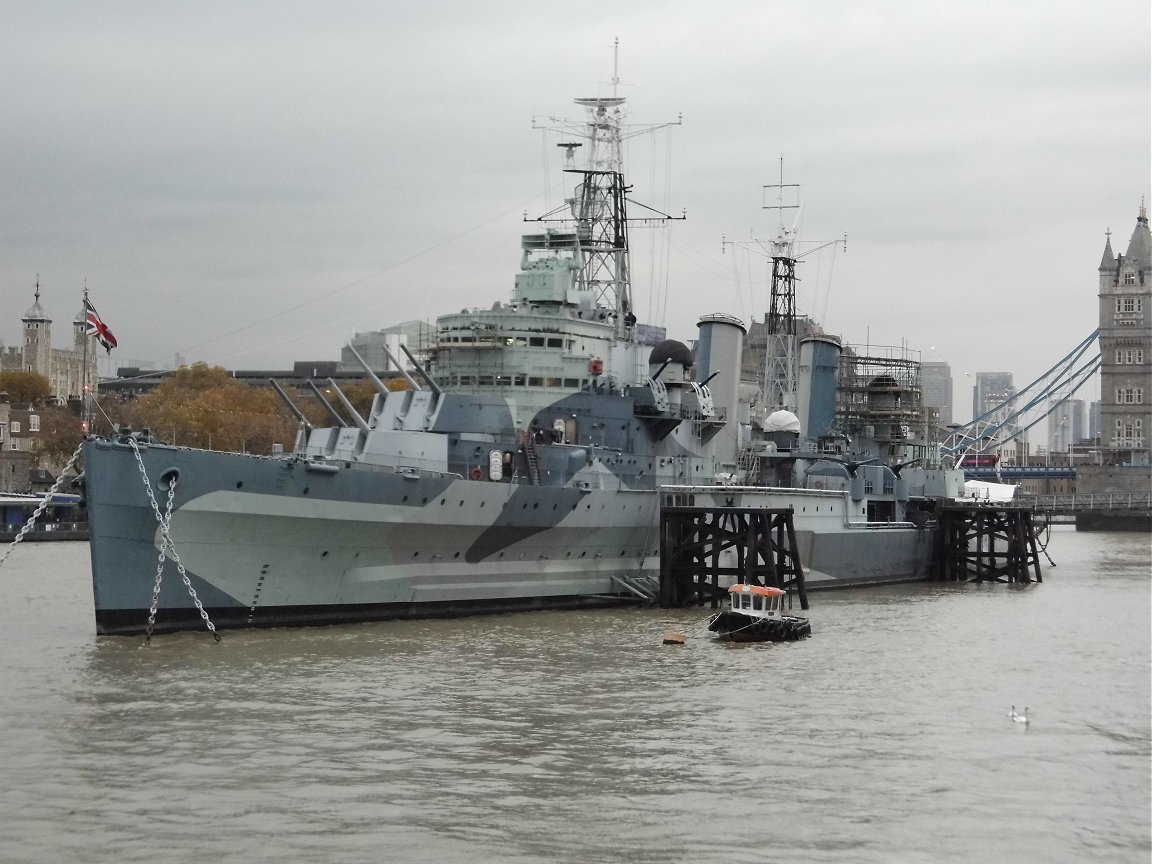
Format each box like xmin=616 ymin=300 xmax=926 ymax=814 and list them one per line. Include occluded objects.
xmin=1012 ymin=707 xmax=1030 ymax=724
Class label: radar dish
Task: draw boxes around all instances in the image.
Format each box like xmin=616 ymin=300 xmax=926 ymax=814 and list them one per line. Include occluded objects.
xmin=574 ymin=97 xmax=626 ymax=108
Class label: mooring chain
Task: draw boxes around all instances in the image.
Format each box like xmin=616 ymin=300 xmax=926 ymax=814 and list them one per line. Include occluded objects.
xmin=128 ymin=438 xmax=220 ymax=643
xmin=0 ymin=440 xmax=85 ymax=571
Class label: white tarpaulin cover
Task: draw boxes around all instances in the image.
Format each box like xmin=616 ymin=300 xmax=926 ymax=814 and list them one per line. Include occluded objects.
xmin=961 ymin=480 xmax=1018 ymax=502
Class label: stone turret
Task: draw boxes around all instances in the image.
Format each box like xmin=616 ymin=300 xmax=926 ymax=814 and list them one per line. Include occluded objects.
xmin=21 ymin=279 xmax=51 ymax=379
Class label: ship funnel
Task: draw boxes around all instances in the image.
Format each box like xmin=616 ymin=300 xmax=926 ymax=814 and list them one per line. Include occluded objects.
xmin=797 ymin=335 xmax=842 ymax=441
xmin=696 ymin=313 xmax=746 ymax=459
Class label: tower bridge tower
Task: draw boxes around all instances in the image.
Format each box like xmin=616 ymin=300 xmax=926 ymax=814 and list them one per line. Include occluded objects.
xmin=1096 ymin=203 xmax=1151 ymax=468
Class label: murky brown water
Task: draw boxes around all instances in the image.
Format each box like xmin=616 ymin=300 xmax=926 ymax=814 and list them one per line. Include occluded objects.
xmin=1 ymin=527 xmax=1149 ymax=863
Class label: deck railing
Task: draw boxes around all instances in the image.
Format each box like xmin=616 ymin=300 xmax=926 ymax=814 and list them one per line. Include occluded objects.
xmin=1019 ymin=492 xmax=1152 ymax=513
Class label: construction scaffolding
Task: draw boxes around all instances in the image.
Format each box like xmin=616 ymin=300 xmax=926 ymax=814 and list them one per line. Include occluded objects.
xmin=834 ymin=346 xmax=942 ymax=465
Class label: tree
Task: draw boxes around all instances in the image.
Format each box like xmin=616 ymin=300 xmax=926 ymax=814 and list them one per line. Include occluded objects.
xmin=0 ymin=371 xmax=52 ymax=406
xmin=123 ymin=363 xmax=300 ymax=454
xmin=32 ymin=405 xmax=86 ymax=471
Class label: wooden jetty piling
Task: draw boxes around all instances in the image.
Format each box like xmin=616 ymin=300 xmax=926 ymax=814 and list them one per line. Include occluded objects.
xmin=934 ymin=504 xmax=1043 ymax=584
xmin=659 ymin=498 xmax=807 ymax=610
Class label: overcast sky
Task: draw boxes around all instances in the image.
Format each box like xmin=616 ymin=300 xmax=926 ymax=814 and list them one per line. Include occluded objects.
xmin=2 ymin=1 xmax=1148 ymax=425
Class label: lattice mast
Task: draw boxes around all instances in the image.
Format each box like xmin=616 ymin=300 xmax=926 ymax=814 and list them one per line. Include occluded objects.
xmin=764 ymin=160 xmax=800 ymax=411
xmin=531 ymin=41 xmax=682 ymax=339
xmin=724 ymin=159 xmax=845 ymax=415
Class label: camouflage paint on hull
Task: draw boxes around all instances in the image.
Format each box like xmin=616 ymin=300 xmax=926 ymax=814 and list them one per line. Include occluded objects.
xmin=84 ymin=439 xmax=937 ymax=635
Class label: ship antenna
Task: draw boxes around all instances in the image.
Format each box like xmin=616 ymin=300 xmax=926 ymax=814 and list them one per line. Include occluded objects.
xmin=611 ymin=37 xmax=620 ymax=100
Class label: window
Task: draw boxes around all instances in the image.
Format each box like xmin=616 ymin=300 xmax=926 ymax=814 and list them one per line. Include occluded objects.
xmin=1114 ymin=418 xmax=1144 ymax=446
xmin=1115 ymin=349 xmax=1145 ymax=364
xmin=1115 ymin=297 xmax=1143 ymax=313
xmin=9 ymin=421 xmax=19 ymax=434
xmin=1123 ymin=272 xmax=1136 ymax=285
xmin=28 ymin=414 xmax=39 ymax=432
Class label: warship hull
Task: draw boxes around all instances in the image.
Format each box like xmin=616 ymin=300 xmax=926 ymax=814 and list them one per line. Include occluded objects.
xmin=85 ymin=438 xmax=935 ymax=635
xmin=82 ymin=78 xmax=960 ymax=636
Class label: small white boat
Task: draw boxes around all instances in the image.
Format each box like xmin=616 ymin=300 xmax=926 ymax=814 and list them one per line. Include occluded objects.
xmin=707 ymin=584 xmax=811 ymax=643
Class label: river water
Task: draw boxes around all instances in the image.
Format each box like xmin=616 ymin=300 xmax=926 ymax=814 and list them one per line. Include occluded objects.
xmin=0 ymin=527 xmax=1148 ymax=863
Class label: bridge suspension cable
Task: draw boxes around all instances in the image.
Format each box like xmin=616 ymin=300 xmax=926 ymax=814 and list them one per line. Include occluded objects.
xmin=942 ymin=330 xmax=1101 ymax=464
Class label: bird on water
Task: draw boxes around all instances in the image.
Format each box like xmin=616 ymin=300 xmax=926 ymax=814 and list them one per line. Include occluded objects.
xmin=1011 ymin=707 xmax=1030 ymax=724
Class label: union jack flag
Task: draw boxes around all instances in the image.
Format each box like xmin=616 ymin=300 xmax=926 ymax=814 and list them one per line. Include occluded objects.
xmin=84 ymin=298 xmax=117 ymax=354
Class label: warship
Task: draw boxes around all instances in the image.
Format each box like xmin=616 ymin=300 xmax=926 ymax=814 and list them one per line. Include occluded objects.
xmin=81 ymin=80 xmax=963 ymax=636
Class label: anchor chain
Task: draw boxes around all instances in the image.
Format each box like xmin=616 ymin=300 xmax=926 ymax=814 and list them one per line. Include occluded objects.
xmin=128 ymin=438 xmax=220 ymax=643
xmin=0 ymin=440 xmax=85 ymax=570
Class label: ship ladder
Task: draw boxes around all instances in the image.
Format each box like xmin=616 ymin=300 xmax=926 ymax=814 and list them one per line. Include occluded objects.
xmin=610 ymin=573 xmax=659 ymax=602
xmin=736 ymin=446 xmax=760 ymax=483
xmin=523 ymin=436 xmax=542 ymax=485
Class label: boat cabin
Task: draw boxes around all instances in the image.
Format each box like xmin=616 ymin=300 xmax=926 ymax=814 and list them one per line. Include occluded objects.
xmin=727 ymin=584 xmax=785 ymax=618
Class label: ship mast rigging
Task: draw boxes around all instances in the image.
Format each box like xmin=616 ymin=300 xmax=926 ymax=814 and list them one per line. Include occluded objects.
xmin=724 ymin=158 xmax=846 ymax=414
xmin=529 ymin=42 xmax=682 ymax=339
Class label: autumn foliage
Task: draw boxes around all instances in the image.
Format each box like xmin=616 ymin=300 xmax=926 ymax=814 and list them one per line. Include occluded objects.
xmin=0 ymin=371 xmax=53 ymax=406
xmin=120 ymin=364 xmax=302 ymax=453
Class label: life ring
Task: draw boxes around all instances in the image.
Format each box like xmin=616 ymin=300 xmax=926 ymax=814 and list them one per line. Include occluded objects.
xmin=470 ymin=466 xmax=484 ymax=481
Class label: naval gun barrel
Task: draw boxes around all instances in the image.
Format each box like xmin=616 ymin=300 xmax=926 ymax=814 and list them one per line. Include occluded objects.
xmin=326 ymin=378 xmax=370 ymax=434
xmin=306 ymin=380 xmax=348 ymax=428
xmin=268 ymin=379 xmax=313 ymax=434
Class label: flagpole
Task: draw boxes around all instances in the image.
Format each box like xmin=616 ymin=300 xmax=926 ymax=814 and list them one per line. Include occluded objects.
xmin=82 ymin=286 xmax=90 ymax=434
